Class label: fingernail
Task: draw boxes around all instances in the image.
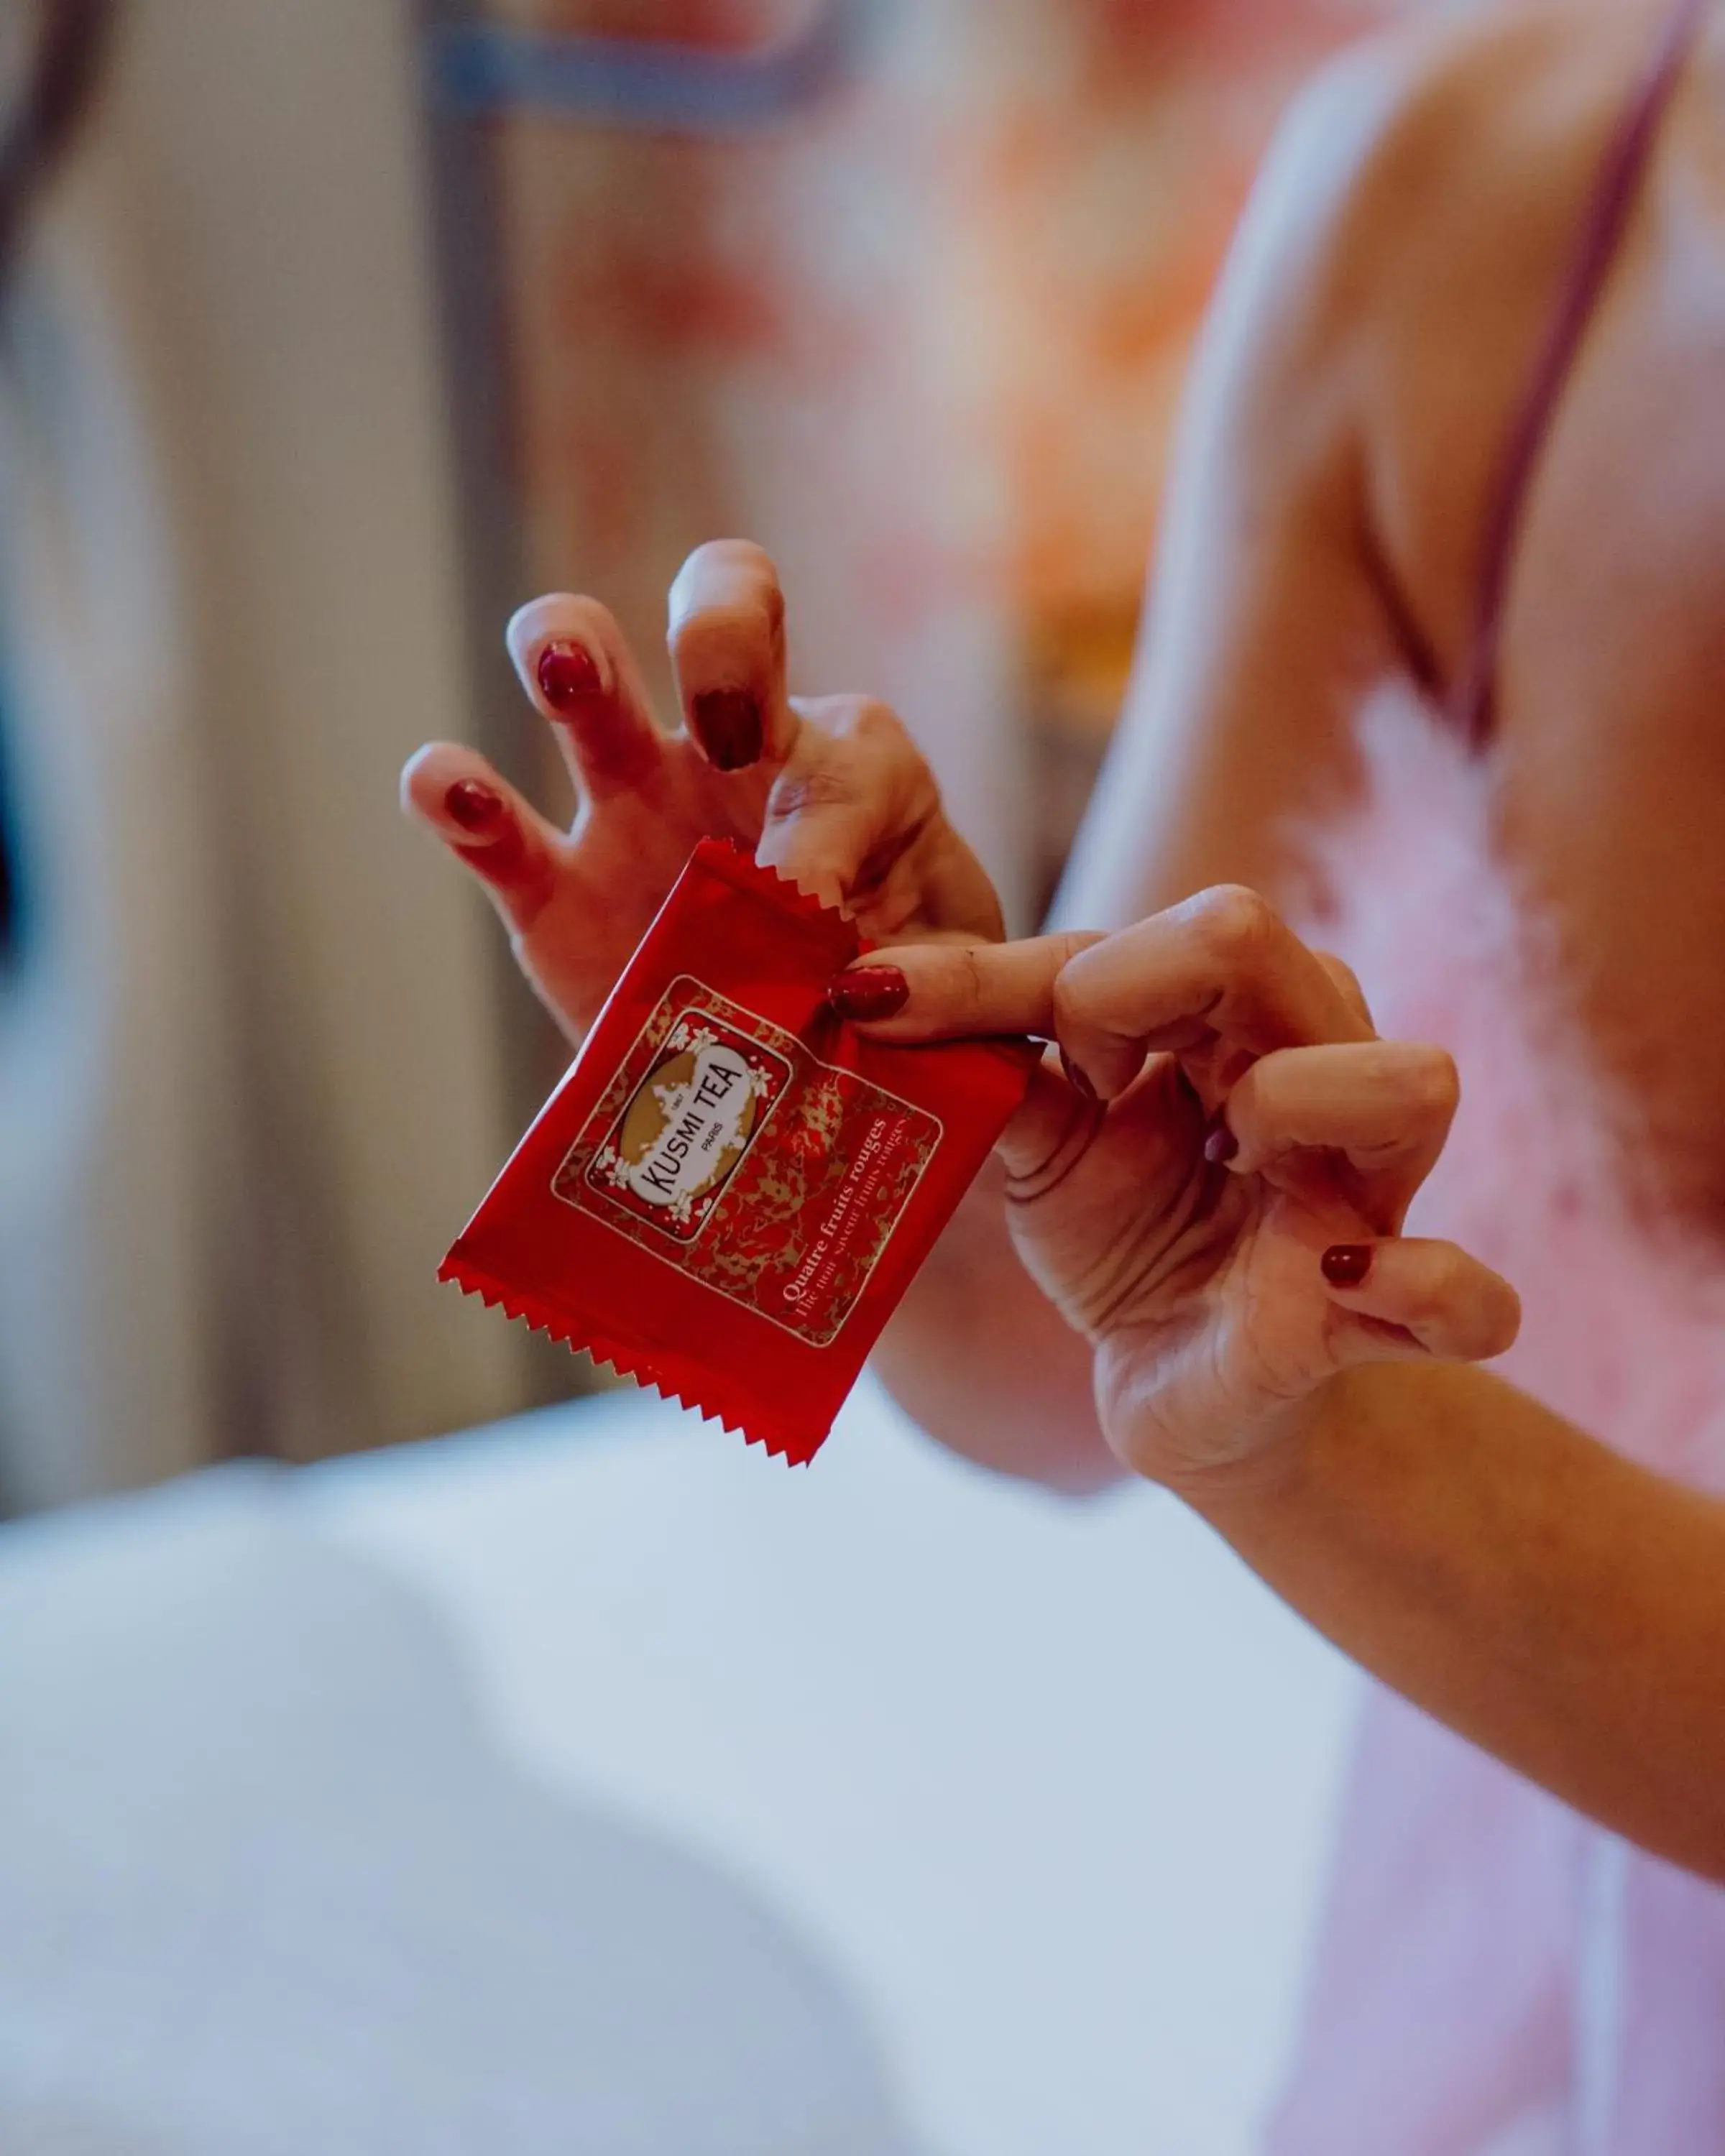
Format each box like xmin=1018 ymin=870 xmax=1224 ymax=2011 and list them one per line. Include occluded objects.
xmin=827 ymin=965 xmax=910 ymax=1023
xmin=445 ymin=778 xmax=505 ymax=833
xmin=536 ymin=639 xmax=604 ymax=714
xmin=1203 ymin=1117 xmax=1238 ymax=1165
xmin=692 ymin=688 xmax=764 ymax=772
xmin=1060 ymin=1048 xmax=1098 ymax=1102
xmin=1321 ymin=1243 xmax=1374 ymax=1289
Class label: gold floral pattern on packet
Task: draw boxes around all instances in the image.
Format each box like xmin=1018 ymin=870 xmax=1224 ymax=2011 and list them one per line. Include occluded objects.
xmin=553 ymin=975 xmax=942 ymax=1347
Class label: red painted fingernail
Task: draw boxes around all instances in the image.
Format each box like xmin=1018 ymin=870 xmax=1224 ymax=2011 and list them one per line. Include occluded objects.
xmin=445 ymin=778 xmax=505 ymax=833
xmin=1060 ymin=1049 xmax=1098 ymax=1102
xmin=827 ymin=965 xmax=910 ymax=1023
xmin=536 ymin=639 xmax=603 ymax=713
xmin=1204 ymin=1117 xmax=1238 ymax=1165
xmin=1321 ymin=1244 xmax=1374 ymax=1289
xmin=692 ymin=688 xmax=763 ymax=772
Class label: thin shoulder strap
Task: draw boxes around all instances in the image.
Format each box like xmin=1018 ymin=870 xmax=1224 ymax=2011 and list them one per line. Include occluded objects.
xmin=1453 ymin=0 xmax=1712 ymax=749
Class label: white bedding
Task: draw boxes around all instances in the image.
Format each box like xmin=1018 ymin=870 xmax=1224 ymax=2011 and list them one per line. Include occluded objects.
xmin=0 ymin=1376 xmax=1358 ymax=2156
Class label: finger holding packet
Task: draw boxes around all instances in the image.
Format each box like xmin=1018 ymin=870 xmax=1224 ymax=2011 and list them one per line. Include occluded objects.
xmin=441 ymin=840 xmax=1035 ymax=1462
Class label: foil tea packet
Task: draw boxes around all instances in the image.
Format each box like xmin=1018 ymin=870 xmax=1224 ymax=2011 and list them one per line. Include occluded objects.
xmin=440 ymin=840 xmax=1035 ymax=1462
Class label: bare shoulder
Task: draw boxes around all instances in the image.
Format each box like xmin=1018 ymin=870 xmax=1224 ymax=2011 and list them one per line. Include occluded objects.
xmin=1225 ymin=1 xmax=1687 ymax=670
xmin=1200 ymin=4 xmax=1652 ymax=449
xmin=1254 ymin=2 xmax=1669 ymax=344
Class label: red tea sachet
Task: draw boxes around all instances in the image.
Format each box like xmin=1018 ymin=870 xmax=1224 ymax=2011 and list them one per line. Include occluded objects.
xmin=440 ymin=840 xmax=1036 ymax=1463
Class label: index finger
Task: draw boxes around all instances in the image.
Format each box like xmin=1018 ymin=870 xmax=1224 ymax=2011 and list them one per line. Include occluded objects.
xmin=831 ymin=932 xmax=1100 ymax=1042
xmin=847 ymin=887 xmax=1371 ymax=1098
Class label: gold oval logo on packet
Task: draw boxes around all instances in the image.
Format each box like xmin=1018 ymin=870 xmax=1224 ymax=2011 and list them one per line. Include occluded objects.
xmin=579 ymin=1000 xmax=793 ymax=1245
xmin=617 ymin=1041 xmax=759 ymax=1211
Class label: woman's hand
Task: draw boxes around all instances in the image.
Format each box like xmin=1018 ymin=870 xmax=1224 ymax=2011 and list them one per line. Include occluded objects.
xmin=401 ymin=540 xmax=1002 ymax=1042
xmin=834 ymin=888 xmax=1520 ymax=1490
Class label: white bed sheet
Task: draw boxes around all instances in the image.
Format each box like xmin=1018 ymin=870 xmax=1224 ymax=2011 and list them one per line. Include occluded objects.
xmin=310 ymin=1376 xmax=1360 ymax=2156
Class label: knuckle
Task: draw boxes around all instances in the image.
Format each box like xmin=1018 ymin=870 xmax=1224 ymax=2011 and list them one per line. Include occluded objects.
xmin=1192 ymin=883 xmax=1279 ymax=964
xmin=1382 ymin=1044 xmax=1459 ymax=1126
xmin=824 ymin=696 xmax=908 ymax=754
xmin=1050 ymin=966 xmax=1087 ymax=1039
xmin=765 ymin=760 xmax=860 ymax=822
xmin=945 ymin=941 xmax=990 ymax=1016
xmin=798 ymin=695 xmax=926 ymax=773
xmin=1317 ymin=950 xmax=1371 ymax=1018
xmin=1050 ymin=932 xmax=1123 ymax=1052
xmin=1411 ymin=1046 xmax=1461 ymax=1121
xmin=1053 ymin=929 xmax=1105 ymax=972
xmin=797 ymin=701 xmax=939 ymax=823
xmin=793 ymin=695 xmax=855 ymax=744
xmin=855 ymin=696 xmax=907 ymax=745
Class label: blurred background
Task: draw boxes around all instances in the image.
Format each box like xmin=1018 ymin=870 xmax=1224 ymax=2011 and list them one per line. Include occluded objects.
xmin=0 ymin=3 xmax=1417 ymax=2152
xmin=0 ymin=0 xmax=1419 ymax=1508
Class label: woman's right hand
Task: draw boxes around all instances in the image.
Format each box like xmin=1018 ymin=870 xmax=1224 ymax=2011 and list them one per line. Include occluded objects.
xmin=400 ymin=540 xmax=1003 ymax=1043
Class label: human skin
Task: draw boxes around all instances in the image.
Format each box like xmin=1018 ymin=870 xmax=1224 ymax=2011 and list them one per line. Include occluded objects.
xmin=882 ymin=0 xmax=1725 ymax=1477
xmin=840 ymin=918 xmax=1725 ymax=1884
xmin=404 ymin=4 xmax=1725 ymax=1865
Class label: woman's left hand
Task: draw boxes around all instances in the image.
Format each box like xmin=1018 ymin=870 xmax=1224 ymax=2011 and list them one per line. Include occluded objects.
xmin=834 ymin=888 xmax=1521 ymax=1490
